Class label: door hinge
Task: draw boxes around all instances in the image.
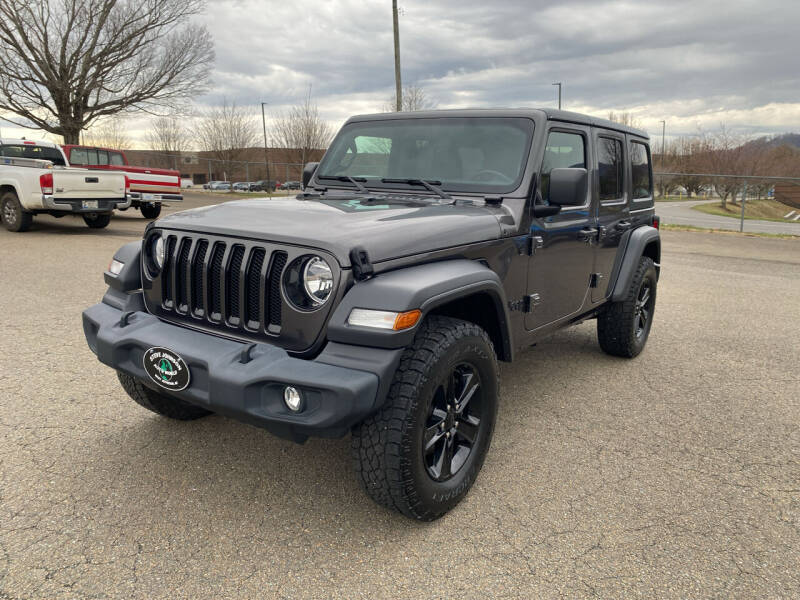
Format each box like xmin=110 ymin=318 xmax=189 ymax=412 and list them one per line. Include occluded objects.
xmin=527 ymin=235 xmax=544 ymax=255
xmin=524 ymin=293 xmax=542 ymax=312
xmin=589 ymin=273 xmax=604 ymax=288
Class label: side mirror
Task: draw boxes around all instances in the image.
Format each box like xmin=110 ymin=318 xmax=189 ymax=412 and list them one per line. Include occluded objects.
xmin=549 ymin=168 xmax=588 ymax=206
xmin=302 ymin=162 xmax=319 ymax=189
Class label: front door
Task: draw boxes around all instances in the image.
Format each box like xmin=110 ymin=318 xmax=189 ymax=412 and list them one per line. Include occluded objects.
xmin=525 ymin=126 xmax=596 ymax=331
xmin=591 ymin=131 xmax=630 ymax=302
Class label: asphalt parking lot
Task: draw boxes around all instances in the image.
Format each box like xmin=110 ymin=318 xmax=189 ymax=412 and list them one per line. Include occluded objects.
xmin=1 ymin=196 xmax=799 ymax=599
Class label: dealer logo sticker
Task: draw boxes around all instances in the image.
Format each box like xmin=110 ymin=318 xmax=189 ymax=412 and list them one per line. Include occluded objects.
xmin=143 ymin=347 xmax=191 ymax=391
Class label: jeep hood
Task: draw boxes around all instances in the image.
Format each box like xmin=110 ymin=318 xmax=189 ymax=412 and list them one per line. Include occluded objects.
xmin=155 ymin=195 xmax=504 ymax=266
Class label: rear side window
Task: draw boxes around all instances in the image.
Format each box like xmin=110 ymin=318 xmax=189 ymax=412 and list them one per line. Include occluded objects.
xmin=96 ymin=150 xmax=109 ymax=165
xmin=70 ymin=148 xmax=88 ymax=164
xmin=541 ymin=131 xmax=585 ymax=203
xmin=110 ymin=152 xmax=125 ymax=166
xmin=630 ymin=142 xmax=652 ymax=199
xmin=0 ymin=144 xmax=66 ymax=166
xmin=598 ymin=137 xmax=623 ymax=200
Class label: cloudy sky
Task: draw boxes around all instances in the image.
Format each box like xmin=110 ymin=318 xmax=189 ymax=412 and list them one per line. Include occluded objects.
xmin=4 ymin=0 xmax=800 ymax=145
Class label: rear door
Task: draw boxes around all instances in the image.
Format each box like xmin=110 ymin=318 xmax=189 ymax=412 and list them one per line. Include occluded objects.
xmin=591 ymin=130 xmax=630 ymax=302
xmin=525 ymin=125 xmax=595 ymax=330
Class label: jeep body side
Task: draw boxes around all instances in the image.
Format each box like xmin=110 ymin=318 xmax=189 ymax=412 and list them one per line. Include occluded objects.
xmin=83 ymin=109 xmax=660 ymax=519
xmin=1 ymin=139 xmax=127 ymax=231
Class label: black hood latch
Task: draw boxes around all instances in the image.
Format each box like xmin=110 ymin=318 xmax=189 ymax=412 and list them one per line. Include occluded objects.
xmin=350 ymin=246 xmax=374 ymax=281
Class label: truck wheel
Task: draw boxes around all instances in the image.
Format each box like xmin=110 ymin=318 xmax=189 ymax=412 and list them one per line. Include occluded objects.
xmin=352 ymin=316 xmax=499 ymax=520
xmin=597 ymin=256 xmax=657 ymax=358
xmin=117 ymin=372 xmax=212 ymax=420
xmin=83 ymin=212 xmax=112 ymax=229
xmin=1 ymin=191 xmax=33 ymax=232
xmin=140 ymin=202 xmax=161 ymax=219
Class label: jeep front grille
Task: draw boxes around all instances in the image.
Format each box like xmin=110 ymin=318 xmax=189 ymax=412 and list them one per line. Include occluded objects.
xmin=143 ymin=231 xmax=341 ymax=353
xmin=157 ymin=233 xmax=287 ymax=331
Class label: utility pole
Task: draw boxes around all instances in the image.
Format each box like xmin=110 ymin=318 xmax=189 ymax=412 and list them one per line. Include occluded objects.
xmin=659 ymin=120 xmax=666 ymax=159
xmin=393 ymin=0 xmax=402 ymax=112
xmin=552 ymin=82 xmax=562 ymax=110
xmin=261 ymin=102 xmax=272 ymax=196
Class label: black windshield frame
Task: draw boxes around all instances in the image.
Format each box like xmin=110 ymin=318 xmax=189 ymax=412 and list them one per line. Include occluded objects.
xmin=317 ymin=117 xmax=535 ymax=195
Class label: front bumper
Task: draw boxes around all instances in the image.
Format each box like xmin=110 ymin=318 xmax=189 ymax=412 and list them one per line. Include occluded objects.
xmin=83 ymin=300 xmax=399 ymax=441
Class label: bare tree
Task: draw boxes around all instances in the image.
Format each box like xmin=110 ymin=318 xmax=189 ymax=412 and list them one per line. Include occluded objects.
xmin=0 ymin=0 xmax=214 ymax=144
xmin=147 ymin=114 xmax=189 ymax=155
xmin=385 ymin=84 xmax=437 ymax=112
xmin=273 ymin=91 xmax=333 ymax=175
xmin=195 ymin=100 xmax=258 ymax=182
xmin=82 ymin=117 xmax=130 ymax=149
xmin=607 ymin=111 xmax=642 ymax=129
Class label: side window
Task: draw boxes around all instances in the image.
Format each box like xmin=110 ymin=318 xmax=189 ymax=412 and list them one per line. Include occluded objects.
xmin=598 ymin=136 xmax=623 ymax=200
xmin=70 ymin=148 xmax=89 ymax=165
xmin=541 ymin=131 xmax=585 ymax=203
xmin=85 ymin=149 xmax=99 ymax=165
xmin=96 ymin=150 xmax=109 ymax=166
xmin=630 ymin=142 xmax=652 ymax=199
xmin=109 ymin=152 xmax=125 ymax=166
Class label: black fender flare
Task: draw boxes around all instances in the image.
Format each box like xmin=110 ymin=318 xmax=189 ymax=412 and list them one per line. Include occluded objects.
xmin=610 ymin=226 xmax=660 ymax=302
xmin=327 ymin=259 xmax=513 ymax=358
xmin=103 ymin=241 xmax=142 ymax=292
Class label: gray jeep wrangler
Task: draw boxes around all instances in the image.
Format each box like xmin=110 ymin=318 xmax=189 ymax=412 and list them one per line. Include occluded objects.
xmin=83 ymin=109 xmax=660 ymax=520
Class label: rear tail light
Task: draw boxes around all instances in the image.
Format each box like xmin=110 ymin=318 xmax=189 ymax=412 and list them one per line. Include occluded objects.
xmin=40 ymin=172 xmax=54 ymax=195
xmin=124 ymin=175 xmax=131 ymax=193
xmin=652 ymin=215 xmax=660 ymax=229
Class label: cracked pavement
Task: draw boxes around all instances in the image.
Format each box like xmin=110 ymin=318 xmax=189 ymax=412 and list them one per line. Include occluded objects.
xmin=1 ymin=197 xmax=799 ymax=599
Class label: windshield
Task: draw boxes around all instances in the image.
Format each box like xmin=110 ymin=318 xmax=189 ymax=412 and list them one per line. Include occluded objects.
xmin=1 ymin=144 xmax=66 ymax=166
xmin=317 ymin=117 xmax=534 ymax=194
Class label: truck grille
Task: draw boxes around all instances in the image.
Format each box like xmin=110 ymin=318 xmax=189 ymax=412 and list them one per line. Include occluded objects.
xmin=156 ymin=233 xmax=287 ymax=332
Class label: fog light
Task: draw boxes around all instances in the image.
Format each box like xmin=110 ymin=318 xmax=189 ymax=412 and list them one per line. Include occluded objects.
xmin=108 ymin=259 xmax=124 ymax=276
xmin=283 ymin=386 xmax=303 ymax=412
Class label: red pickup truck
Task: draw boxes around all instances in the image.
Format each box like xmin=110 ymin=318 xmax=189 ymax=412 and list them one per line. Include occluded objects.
xmin=61 ymin=145 xmax=183 ymax=219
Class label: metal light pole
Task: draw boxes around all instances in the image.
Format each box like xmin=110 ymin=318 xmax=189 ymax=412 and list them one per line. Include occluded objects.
xmin=659 ymin=120 xmax=666 ymax=158
xmin=552 ymin=82 xmax=562 ymax=110
xmin=261 ymin=102 xmax=272 ymax=196
xmin=392 ymin=0 xmax=402 ymax=111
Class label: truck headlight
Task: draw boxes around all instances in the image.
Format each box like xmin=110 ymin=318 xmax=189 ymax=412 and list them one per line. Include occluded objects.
xmin=303 ymin=257 xmax=334 ymax=305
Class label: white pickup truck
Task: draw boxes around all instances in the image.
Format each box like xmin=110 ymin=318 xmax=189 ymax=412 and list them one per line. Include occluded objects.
xmin=0 ymin=139 xmax=127 ymax=232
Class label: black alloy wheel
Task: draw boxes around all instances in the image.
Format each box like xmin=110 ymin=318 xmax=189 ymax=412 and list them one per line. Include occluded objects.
xmin=423 ymin=362 xmax=484 ymax=482
xmin=634 ymin=282 xmax=654 ymax=340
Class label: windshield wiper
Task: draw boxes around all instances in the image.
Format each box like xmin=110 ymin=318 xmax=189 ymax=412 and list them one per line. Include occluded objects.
xmin=318 ymin=175 xmax=370 ymax=193
xmin=381 ymin=178 xmax=451 ymax=200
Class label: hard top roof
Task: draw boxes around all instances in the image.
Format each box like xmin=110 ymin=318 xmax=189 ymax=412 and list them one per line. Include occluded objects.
xmin=346 ymin=108 xmax=649 ymax=140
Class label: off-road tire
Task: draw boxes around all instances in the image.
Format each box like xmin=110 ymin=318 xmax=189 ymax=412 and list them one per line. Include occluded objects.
xmin=117 ymin=372 xmax=212 ymax=420
xmin=1 ymin=191 xmax=33 ymax=232
xmin=83 ymin=212 xmax=112 ymax=229
xmin=140 ymin=202 xmax=161 ymax=219
xmin=352 ymin=316 xmax=499 ymax=521
xmin=597 ymin=256 xmax=657 ymax=358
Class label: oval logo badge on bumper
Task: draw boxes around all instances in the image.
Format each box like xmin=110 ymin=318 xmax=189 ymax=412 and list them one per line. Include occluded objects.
xmin=143 ymin=347 xmax=191 ymax=391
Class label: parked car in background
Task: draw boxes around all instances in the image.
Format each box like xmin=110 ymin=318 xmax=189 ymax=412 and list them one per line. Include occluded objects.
xmin=279 ymin=180 xmax=301 ymax=190
xmin=181 ymin=178 xmax=194 ymax=188
xmin=209 ymin=181 xmax=231 ymax=191
xmin=1 ymin=138 xmax=126 ymax=231
xmin=232 ymin=182 xmax=250 ymax=191
xmin=62 ymin=145 xmax=182 ymax=220
xmin=252 ymin=180 xmax=276 ymax=192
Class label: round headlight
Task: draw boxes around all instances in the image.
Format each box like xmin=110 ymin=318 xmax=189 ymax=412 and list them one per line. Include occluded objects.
xmin=303 ymin=257 xmax=333 ymax=305
xmin=154 ymin=236 xmax=166 ymax=269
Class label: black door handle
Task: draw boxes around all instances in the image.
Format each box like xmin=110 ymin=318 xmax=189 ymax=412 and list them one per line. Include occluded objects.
xmin=616 ymin=220 xmax=632 ymax=231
